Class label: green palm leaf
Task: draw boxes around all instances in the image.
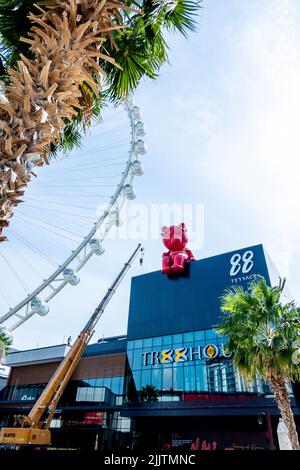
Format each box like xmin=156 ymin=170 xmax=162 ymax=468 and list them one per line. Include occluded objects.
xmin=0 ymin=0 xmax=200 ymax=153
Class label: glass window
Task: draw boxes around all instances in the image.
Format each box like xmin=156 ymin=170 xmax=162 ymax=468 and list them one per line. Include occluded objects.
xmin=119 ymin=377 xmax=124 ymax=395
xmin=81 ymin=388 xmax=87 ymax=401
xmin=111 ymin=377 xmax=121 ymax=394
xmin=94 ymin=388 xmax=105 ymax=402
xmin=151 ymin=368 xmax=162 ymax=391
xmin=133 ymin=370 xmax=141 ymax=390
xmin=173 ymin=366 xmax=184 ymax=391
xmin=127 ymin=350 xmax=134 ymax=367
xmin=86 ymin=387 xmax=95 ymax=401
xmin=133 ymin=339 xmax=143 ymax=349
xmin=96 ymin=377 xmax=104 ymax=387
xmin=162 ymin=368 xmax=172 ymax=390
xmin=172 ymin=333 xmax=182 ymax=344
xmin=152 ymin=336 xmax=162 ymax=347
xmin=141 ymin=369 xmax=151 ymax=388
xmin=216 ymin=334 xmax=227 ymax=345
xmin=234 ymin=370 xmax=244 ymax=392
xmin=208 ymin=364 xmax=221 ymax=392
xmin=183 ymin=331 xmax=193 ymax=342
xmin=220 ymin=364 xmax=228 ymax=392
xmin=143 ymin=337 xmax=152 ymax=348
xmin=117 ymin=417 xmax=131 ymax=432
xmin=116 ymin=396 xmax=123 ymax=406
xmin=132 ymin=349 xmax=143 ymax=370
xmin=80 ymin=379 xmax=90 ymax=387
xmin=184 ymin=366 xmax=196 ymax=392
xmin=173 ymin=360 xmax=184 ymax=367
xmin=183 ymin=341 xmax=194 ymax=350
xmin=194 ymin=330 xmax=205 ymax=341
xmin=76 ymin=388 xmax=86 ymax=401
xmin=195 ymin=364 xmax=207 ymax=392
xmin=158 ymin=395 xmax=180 ymax=402
xmin=141 ymin=354 xmax=151 ymax=370
xmin=162 ymin=335 xmax=172 ymax=347
xmin=127 ymin=341 xmax=134 ymax=350
xmin=103 ymin=377 xmax=112 ymax=391
xmin=183 ymin=359 xmax=194 ymax=367
xmin=205 ymin=329 xmax=217 ymax=341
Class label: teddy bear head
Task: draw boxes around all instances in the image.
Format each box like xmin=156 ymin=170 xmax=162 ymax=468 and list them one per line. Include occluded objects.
xmin=161 ymin=223 xmax=188 ymax=251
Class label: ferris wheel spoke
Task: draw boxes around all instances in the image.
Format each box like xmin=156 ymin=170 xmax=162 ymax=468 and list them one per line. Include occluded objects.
xmin=0 ymin=284 xmax=11 ymax=309
xmin=29 ymin=173 xmax=122 ymax=183
xmin=17 ymin=212 xmax=86 ymax=238
xmin=15 ymin=215 xmax=83 ymax=244
xmin=25 ymin=197 xmax=103 ymax=211
xmin=8 ymin=242 xmax=45 ymax=282
xmin=33 ymin=159 xmax=128 ymax=175
xmin=24 ymin=204 xmax=96 ymax=222
xmin=10 ymin=229 xmax=60 ymax=267
xmin=0 ymin=251 xmax=30 ymax=295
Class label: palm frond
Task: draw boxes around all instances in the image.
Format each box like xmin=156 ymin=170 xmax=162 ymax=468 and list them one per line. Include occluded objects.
xmin=215 ymin=277 xmax=300 ymax=382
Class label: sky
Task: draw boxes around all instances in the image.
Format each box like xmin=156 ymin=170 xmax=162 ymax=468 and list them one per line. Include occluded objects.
xmin=3 ymin=0 xmax=300 ymax=350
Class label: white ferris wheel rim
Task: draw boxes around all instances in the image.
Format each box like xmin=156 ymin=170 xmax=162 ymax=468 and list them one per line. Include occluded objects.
xmin=0 ymin=97 xmax=146 ymax=332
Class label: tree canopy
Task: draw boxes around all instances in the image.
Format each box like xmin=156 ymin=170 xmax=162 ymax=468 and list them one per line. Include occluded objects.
xmin=216 ymin=277 xmax=300 ymax=382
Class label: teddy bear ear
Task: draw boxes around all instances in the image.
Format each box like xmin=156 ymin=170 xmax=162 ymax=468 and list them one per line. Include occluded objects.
xmin=179 ymin=222 xmax=186 ymax=230
xmin=161 ymin=226 xmax=168 ymax=234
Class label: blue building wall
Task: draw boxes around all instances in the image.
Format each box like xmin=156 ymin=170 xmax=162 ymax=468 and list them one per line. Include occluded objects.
xmin=127 ymin=244 xmax=271 ymax=341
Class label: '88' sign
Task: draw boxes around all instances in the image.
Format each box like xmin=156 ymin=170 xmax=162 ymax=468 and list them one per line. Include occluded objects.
xmin=230 ymin=250 xmax=254 ymax=276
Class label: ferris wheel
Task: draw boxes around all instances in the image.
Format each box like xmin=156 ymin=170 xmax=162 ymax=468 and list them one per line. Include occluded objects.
xmin=0 ymin=97 xmax=146 ymax=332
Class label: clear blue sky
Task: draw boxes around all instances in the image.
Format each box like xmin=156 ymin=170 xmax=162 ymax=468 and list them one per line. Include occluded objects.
xmin=8 ymin=0 xmax=300 ymax=349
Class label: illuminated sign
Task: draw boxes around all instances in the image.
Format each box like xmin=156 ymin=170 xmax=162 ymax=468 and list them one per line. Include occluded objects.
xmin=141 ymin=343 xmax=231 ymax=366
xmin=63 ymin=412 xmax=103 ymax=427
xmin=84 ymin=412 xmax=103 ymax=425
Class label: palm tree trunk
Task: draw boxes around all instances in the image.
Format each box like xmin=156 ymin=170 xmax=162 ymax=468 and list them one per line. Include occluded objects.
xmin=268 ymin=370 xmax=300 ymax=450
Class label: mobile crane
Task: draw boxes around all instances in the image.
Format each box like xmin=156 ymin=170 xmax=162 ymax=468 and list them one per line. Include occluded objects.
xmin=0 ymin=244 xmax=144 ymax=446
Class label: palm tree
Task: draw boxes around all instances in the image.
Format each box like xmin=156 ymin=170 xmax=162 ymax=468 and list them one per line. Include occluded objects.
xmin=0 ymin=0 xmax=200 ymax=241
xmin=0 ymin=327 xmax=12 ymax=361
xmin=138 ymin=384 xmax=159 ymax=402
xmin=216 ymin=277 xmax=300 ymax=450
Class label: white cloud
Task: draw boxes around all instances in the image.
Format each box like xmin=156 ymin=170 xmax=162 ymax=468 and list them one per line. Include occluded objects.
xmin=3 ymin=0 xmax=300 ymax=350
xmin=181 ymin=0 xmax=300 ymax=292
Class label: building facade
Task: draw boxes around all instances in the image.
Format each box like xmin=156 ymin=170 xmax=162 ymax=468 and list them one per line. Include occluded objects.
xmin=0 ymin=244 xmax=299 ymax=450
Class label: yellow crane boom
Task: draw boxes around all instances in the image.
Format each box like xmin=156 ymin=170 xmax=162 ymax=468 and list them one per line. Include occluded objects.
xmin=0 ymin=244 xmax=143 ymax=446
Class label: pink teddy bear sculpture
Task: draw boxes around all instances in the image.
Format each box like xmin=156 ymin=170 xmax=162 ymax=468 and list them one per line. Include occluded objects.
xmin=161 ymin=223 xmax=195 ymax=275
